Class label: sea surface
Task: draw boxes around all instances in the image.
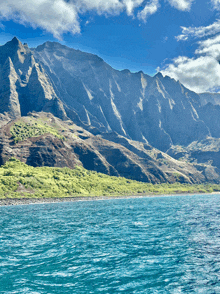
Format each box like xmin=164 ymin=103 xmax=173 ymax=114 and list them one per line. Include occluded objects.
xmin=0 ymin=194 xmax=220 ymax=293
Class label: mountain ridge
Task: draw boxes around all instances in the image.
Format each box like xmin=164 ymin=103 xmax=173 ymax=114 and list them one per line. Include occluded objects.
xmin=32 ymin=39 xmax=212 ymax=151
xmin=0 ymin=37 xmax=220 ymax=184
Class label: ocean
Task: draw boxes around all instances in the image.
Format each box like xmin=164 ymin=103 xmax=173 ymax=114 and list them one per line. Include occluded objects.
xmin=1 ymin=194 xmax=220 ymax=293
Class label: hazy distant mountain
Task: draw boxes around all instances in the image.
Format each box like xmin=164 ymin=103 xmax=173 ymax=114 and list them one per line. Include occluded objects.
xmin=199 ymin=93 xmax=220 ymax=106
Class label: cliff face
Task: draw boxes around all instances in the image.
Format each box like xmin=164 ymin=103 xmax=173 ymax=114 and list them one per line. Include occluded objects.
xmin=167 ymin=137 xmax=220 ymax=183
xmin=0 ymin=37 xmax=67 ymax=120
xmin=33 ymin=42 xmax=210 ymax=151
xmin=0 ymin=57 xmax=20 ymax=119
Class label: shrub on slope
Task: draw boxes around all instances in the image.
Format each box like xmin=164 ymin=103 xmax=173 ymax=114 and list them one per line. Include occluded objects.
xmin=0 ymin=158 xmax=219 ymax=199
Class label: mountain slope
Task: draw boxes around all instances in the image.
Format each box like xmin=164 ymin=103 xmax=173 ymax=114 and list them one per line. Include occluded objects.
xmin=33 ymin=41 xmax=210 ymax=151
xmin=0 ymin=112 xmax=216 ymax=184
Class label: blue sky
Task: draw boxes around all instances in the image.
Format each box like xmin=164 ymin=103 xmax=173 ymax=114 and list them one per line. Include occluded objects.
xmin=0 ymin=0 xmax=220 ymax=93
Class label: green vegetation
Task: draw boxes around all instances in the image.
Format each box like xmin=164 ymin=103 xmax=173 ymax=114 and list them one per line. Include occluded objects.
xmin=10 ymin=122 xmax=64 ymax=143
xmin=0 ymin=158 xmax=220 ymax=199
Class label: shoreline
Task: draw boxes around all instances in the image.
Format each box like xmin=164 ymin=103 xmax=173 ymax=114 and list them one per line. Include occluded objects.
xmin=0 ymin=192 xmax=219 ymax=207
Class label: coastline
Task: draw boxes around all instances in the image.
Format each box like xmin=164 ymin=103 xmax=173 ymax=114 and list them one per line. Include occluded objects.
xmin=0 ymin=195 xmax=153 ymax=206
xmin=0 ymin=192 xmax=219 ymax=206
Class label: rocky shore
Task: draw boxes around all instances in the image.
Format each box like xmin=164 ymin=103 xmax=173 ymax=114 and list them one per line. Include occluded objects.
xmin=0 ymin=195 xmax=151 ymax=206
xmin=1 ymin=192 xmax=218 ymax=206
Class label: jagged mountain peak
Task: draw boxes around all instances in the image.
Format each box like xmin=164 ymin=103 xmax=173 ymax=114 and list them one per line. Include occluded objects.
xmin=31 ymin=39 xmax=213 ymax=150
xmin=0 ymin=38 xmax=67 ymax=120
xmin=1 ymin=38 xmax=220 ymax=183
xmin=2 ymin=36 xmax=27 ymax=50
xmin=3 ymin=37 xmax=24 ymax=50
xmin=35 ymin=40 xmax=64 ymax=51
xmin=120 ymin=69 xmax=131 ymax=74
xmin=154 ymin=72 xmax=163 ymax=79
xmin=34 ymin=40 xmax=105 ymax=66
xmin=0 ymin=37 xmax=31 ymax=66
xmin=10 ymin=36 xmax=22 ymax=46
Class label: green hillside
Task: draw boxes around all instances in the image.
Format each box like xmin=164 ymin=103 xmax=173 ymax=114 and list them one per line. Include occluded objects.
xmin=0 ymin=158 xmax=219 ymax=199
xmin=10 ymin=121 xmax=64 ymax=143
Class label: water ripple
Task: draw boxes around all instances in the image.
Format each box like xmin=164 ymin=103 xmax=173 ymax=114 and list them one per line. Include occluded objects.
xmin=0 ymin=195 xmax=220 ymax=293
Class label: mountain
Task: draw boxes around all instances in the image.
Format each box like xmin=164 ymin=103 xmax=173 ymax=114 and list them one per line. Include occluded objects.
xmin=33 ymin=41 xmax=210 ymax=152
xmin=0 ymin=37 xmax=220 ymax=184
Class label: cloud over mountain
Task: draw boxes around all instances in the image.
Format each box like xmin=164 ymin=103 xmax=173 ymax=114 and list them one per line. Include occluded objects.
xmin=160 ymin=55 xmax=220 ymax=93
xmin=160 ymin=18 xmax=220 ymax=93
xmin=0 ymin=0 xmax=194 ymax=38
xmin=0 ymin=0 xmax=80 ymax=39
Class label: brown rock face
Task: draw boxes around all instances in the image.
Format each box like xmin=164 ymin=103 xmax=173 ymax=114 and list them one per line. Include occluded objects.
xmin=0 ymin=135 xmax=80 ymax=169
xmin=0 ymin=112 xmax=217 ymax=184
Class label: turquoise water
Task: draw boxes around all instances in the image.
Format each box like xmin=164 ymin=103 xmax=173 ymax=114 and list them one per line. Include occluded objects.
xmin=0 ymin=195 xmax=220 ymax=293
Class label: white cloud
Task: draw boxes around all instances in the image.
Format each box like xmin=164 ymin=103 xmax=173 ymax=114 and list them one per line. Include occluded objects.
xmin=0 ymin=0 xmax=80 ymax=39
xmin=123 ymin=0 xmax=145 ymax=16
xmin=160 ymin=20 xmax=220 ymax=93
xmin=176 ymin=20 xmax=220 ymax=41
xmin=74 ymin=0 xmax=123 ymax=15
xmin=195 ymin=34 xmax=220 ymax=59
xmin=167 ymin=0 xmax=194 ymax=11
xmin=211 ymin=0 xmax=220 ymax=10
xmin=160 ymin=55 xmax=220 ymax=93
xmin=137 ymin=0 xmax=160 ymax=22
xmin=0 ymin=0 xmax=194 ymax=39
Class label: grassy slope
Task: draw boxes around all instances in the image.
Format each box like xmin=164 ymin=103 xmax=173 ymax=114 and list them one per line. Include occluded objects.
xmin=10 ymin=121 xmax=64 ymax=143
xmin=0 ymin=158 xmax=220 ymax=199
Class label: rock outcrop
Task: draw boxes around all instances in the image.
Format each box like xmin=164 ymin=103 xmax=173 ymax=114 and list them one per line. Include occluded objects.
xmin=167 ymin=138 xmax=220 ymax=183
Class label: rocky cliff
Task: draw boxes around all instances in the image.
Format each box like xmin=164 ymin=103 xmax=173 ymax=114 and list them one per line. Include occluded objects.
xmin=33 ymin=41 xmax=212 ymax=151
xmin=0 ymin=37 xmax=67 ymax=120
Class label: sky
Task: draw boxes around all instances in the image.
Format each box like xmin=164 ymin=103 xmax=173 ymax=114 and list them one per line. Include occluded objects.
xmin=0 ymin=0 xmax=220 ymax=93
